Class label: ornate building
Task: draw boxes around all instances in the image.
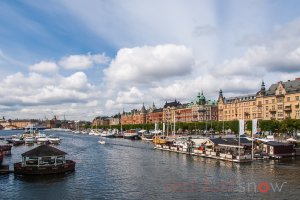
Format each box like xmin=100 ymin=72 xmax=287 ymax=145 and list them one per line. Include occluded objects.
xmin=218 ymin=78 xmax=300 ymax=121
xmin=163 ymin=100 xmax=182 ymax=123
xmin=121 ymin=104 xmax=147 ymax=125
xmin=190 ymin=91 xmax=218 ymax=122
xmin=146 ymin=103 xmax=163 ymax=124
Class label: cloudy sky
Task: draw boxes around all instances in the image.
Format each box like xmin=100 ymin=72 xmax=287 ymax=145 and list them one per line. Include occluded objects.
xmin=1 ymin=0 xmax=300 ymax=120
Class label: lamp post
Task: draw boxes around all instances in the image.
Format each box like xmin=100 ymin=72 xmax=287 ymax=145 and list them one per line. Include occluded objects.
xmin=198 ymin=108 xmax=207 ymax=137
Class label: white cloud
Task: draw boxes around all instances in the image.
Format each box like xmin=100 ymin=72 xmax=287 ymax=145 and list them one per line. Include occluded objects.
xmin=104 ymin=44 xmax=195 ymax=85
xmin=59 ymin=53 xmax=110 ymax=70
xmin=0 ymin=72 xmax=95 ymax=108
xmin=60 ymin=71 xmax=93 ymax=91
xmin=215 ymin=18 xmax=300 ymax=77
xmin=29 ymin=61 xmax=59 ymax=74
xmin=105 ymin=87 xmax=145 ymax=110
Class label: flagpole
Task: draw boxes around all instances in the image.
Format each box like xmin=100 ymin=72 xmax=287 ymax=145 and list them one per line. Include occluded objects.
xmin=252 ymin=125 xmax=254 ymax=160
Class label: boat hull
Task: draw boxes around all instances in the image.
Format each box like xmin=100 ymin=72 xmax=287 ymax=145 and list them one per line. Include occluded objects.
xmin=14 ymin=160 xmax=76 ymax=175
xmin=123 ymin=134 xmax=140 ymax=140
xmin=100 ymin=134 xmax=115 ymax=138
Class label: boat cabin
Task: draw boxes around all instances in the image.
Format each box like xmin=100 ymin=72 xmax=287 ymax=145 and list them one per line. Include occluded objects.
xmin=263 ymin=141 xmax=294 ymax=157
xmin=204 ymin=138 xmax=252 ymax=157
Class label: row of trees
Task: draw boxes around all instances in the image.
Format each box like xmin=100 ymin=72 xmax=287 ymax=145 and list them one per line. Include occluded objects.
xmin=92 ymin=119 xmax=300 ymax=134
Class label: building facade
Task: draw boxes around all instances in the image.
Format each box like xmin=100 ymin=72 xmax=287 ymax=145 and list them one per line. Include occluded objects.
xmin=218 ymin=78 xmax=300 ymax=121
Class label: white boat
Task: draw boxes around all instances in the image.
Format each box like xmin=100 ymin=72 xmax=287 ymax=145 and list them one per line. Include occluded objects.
xmin=100 ymin=130 xmax=115 ymax=138
xmin=36 ymin=133 xmax=48 ymax=144
xmin=123 ymin=129 xmax=140 ymax=140
xmin=89 ymin=129 xmax=101 ymax=136
xmin=98 ymin=140 xmax=106 ymax=144
xmin=24 ymin=137 xmax=35 ymax=145
xmin=73 ymin=131 xmax=80 ymax=134
xmin=48 ymin=135 xmax=61 ymax=144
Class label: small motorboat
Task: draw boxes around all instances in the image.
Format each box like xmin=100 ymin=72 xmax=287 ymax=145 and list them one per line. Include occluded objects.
xmin=48 ymin=135 xmax=61 ymax=144
xmin=98 ymin=140 xmax=105 ymax=144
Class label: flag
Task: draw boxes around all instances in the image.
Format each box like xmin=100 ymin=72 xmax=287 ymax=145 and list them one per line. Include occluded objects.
xmin=239 ymin=119 xmax=244 ymax=136
xmin=252 ymin=119 xmax=258 ymax=135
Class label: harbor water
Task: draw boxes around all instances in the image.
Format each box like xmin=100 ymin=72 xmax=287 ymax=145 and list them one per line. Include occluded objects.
xmin=1 ymin=130 xmax=300 ymax=200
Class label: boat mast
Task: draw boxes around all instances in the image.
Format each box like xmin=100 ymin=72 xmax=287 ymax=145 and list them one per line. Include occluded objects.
xmin=210 ymin=106 xmax=212 ymax=138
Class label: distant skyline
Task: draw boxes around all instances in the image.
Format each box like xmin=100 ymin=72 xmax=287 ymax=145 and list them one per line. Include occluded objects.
xmin=1 ymin=0 xmax=300 ymax=120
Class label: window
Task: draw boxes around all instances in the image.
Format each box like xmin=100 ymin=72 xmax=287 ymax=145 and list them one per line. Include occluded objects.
xmin=272 ymin=99 xmax=275 ymax=103
xmin=287 ymin=97 xmax=290 ymax=102
xmin=278 ymin=112 xmax=284 ymax=117
xmin=266 ymin=106 xmax=269 ymax=111
xmin=296 ymin=110 xmax=300 ymax=118
xmin=265 ymin=100 xmax=269 ymax=104
xmin=278 ymin=105 xmax=283 ymax=110
xmin=272 ymin=105 xmax=275 ymax=110
xmin=296 ymin=96 xmax=299 ymax=101
xmin=253 ymin=102 xmax=255 ymax=105
xmin=277 ymin=97 xmax=283 ymax=103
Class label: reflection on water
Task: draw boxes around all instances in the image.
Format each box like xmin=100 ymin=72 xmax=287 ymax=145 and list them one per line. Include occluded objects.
xmin=1 ymin=130 xmax=300 ymax=200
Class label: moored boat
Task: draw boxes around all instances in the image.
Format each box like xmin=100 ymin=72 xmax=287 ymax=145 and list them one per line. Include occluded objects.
xmin=100 ymin=130 xmax=116 ymax=138
xmin=6 ymin=135 xmax=24 ymax=145
xmin=14 ymin=144 xmax=75 ymax=175
xmin=152 ymin=135 xmax=167 ymax=144
xmin=35 ymin=133 xmax=48 ymax=144
xmin=24 ymin=137 xmax=35 ymax=145
xmin=123 ymin=129 xmax=140 ymax=140
xmin=48 ymin=135 xmax=61 ymax=144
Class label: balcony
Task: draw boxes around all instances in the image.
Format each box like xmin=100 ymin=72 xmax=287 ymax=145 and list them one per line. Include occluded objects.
xmin=269 ymin=109 xmax=276 ymax=113
xmin=276 ymin=93 xmax=284 ymax=97
xmin=284 ymin=106 xmax=291 ymax=112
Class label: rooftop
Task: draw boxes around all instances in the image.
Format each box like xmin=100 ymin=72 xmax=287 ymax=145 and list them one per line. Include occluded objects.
xmin=22 ymin=145 xmax=67 ymax=157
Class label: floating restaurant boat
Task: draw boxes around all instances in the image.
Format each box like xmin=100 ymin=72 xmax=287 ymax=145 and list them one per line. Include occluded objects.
xmin=14 ymin=144 xmax=76 ymax=175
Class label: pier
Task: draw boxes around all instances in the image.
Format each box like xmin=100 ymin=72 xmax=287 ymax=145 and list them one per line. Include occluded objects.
xmin=154 ymin=144 xmax=265 ymax=163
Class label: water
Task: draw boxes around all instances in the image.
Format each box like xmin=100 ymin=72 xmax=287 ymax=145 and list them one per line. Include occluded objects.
xmin=1 ymin=130 xmax=300 ymax=200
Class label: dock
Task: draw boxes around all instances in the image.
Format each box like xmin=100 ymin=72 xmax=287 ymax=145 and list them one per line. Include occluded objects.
xmin=154 ymin=145 xmax=255 ymax=163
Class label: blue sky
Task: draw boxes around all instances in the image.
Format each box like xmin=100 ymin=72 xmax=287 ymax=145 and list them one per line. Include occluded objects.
xmin=1 ymin=0 xmax=300 ymax=120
